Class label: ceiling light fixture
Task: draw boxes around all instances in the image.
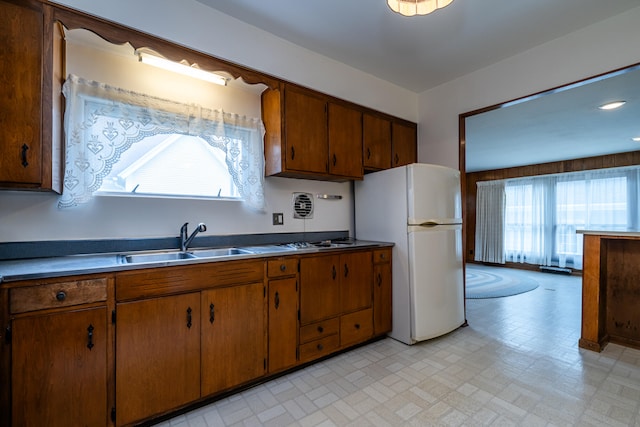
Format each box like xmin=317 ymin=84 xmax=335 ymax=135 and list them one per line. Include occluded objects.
xmin=387 ymin=0 xmax=453 ymax=16
xmin=632 ymin=137 xmax=640 ymax=142
xmin=137 ymin=51 xmax=227 ymax=86
xmin=598 ymin=100 xmax=626 ymax=110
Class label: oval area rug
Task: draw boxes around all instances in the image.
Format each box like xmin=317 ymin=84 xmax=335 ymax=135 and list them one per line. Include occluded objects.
xmin=466 ymin=264 xmax=539 ymax=299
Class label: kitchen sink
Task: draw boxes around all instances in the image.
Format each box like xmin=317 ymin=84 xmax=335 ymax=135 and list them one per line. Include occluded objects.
xmin=191 ymin=248 xmax=254 ymax=258
xmin=122 ymin=251 xmax=197 ymax=264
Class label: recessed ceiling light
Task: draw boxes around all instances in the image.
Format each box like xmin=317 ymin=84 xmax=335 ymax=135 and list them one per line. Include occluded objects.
xmin=633 ymin=137 xmax=640 ymax=142
xmin=598 ymin=101 xmax=626 ymax=110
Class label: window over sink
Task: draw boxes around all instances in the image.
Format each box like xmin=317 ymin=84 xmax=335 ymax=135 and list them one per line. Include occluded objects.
xmin=58 ymin=29 xmax=267 ymax=210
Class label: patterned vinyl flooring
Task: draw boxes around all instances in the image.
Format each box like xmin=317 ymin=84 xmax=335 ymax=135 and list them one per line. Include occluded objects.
xmin=158 ymin=266 xmax=640 ymax=426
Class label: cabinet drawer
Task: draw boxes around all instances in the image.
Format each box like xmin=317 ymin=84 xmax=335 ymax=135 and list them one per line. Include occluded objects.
xmin=10 ymin=278 xmax=108 ymax=314
xmin=340 ymin=308 xmax=373 ymax=347
xmin=267 ymin=258 xmax=298 ymax=278
xmin=116 ymin=260 xmax=264 ymax=301
xmin=299 ymin=317 xmax=339 ymax=344
xmin=299 ymin=334 xmax=340 ymax=363
xmin=373 ymin=248 xmax=391 ymax=264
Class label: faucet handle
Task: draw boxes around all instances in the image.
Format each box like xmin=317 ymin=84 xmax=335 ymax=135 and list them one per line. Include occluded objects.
xmin=197 ymin=223 xmax=207 ymax=232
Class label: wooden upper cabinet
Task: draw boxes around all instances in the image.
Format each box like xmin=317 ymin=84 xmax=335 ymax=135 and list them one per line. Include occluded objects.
xmin=262 ymin=84 xmax=364 ymax=181
xmin=328 ymin=103 xmax=363 ymax=179
xmin=363 ymin=113 xmax=392 ymax=171
xmin=0 ymin=0 xmax=62 ymax=192
xmin=392 ymin=121 xmax=418 ymax=167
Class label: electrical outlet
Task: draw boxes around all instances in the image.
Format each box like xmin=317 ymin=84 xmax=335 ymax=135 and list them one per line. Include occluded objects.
xmin=272 ymin=212 xmax=284 ymax=225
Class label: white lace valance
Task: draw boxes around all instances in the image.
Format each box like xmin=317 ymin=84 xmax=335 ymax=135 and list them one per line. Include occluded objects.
xmin=58 ymin=74 xmax=266 ymax=210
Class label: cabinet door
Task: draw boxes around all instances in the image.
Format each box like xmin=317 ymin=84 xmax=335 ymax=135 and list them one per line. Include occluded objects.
xmin=12 ymin=307 xmax=108 ymax=427
xmin=300 ymin=255 xmax=341 ymax=324
xmin=392 ymin=122 xmax=417 ymax=167
xmin=0 ymin=1 xmax=43 ymax=185
xmin=268 ymin=277 xmax=298 ymax=373
xmin=373 ymin=261 xmax=392 ymax=335
xmin=340 ymin=251 xmax=373 ymax=313
xmin=328 ymin=103 xmax=363 ymax=178
xmin=363 ymin=113 xmax=392 ymax=170
xmin=201 ymin=282 xmax=266 ymax=396
xmin=284 ymin=86 xmax=327 ymax=174
xmin=116 ymin=293 xmax=201 ymax=426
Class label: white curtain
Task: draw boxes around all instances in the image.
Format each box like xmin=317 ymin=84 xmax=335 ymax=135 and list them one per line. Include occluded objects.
xmin=474 ymin=180 xmax=506 ymax=264
xmin=58 ymin=74 xmax=266 ymax=210
xmin=504 ymin=178 xmax=550 ymax=266
xmin=555 ymin=168 xmax=631 ymax=269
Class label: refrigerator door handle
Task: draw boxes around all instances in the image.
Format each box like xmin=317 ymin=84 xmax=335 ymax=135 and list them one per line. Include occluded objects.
xmin=418 ymin=221 xmax=440 ymax=227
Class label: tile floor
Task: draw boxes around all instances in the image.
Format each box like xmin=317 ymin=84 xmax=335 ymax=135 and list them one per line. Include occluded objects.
xmin=158 ymin=267 xmax=640 ymax=426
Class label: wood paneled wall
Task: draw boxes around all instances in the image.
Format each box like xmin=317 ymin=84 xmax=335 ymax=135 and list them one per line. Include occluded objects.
xmin=465 ymin=150 xmax=640 ymax=263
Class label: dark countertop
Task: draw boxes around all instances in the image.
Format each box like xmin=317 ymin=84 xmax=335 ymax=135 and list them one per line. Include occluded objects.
xmin=0 ymin=240 xmax=393 ymax=283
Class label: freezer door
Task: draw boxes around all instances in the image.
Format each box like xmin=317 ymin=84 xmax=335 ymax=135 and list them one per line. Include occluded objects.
xmin=408 ymin=224 xmax=464 ymax=342
xmin=407 ymin=163 xmax=461 ymax=225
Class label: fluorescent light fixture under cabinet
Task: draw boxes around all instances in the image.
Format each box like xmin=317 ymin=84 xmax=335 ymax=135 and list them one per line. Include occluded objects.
xmin=138 ymin=51 xmax=227 ymax=86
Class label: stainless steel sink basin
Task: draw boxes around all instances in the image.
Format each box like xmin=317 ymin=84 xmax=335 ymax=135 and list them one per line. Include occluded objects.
xmin=239 ymin=245 xmax=295 ymax=254
xmin=192 ymin=248 xmax=254 ymax=258
xmin=122 ymin=251 xmax=196 ymax=264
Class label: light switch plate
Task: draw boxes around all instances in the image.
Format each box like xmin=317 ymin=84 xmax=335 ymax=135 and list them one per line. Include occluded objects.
xmin=272 ymin=212 xmax=284 ymax=225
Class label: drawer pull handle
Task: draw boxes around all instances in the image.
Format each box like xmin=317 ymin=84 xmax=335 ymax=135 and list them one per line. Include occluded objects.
xmin=280 ymin=263 xmax=287 ymax=272
xmin=274 ymin=291 xmax=280 ymax=310
xmin=354 ymin=323 xmax=360 ymax=330
xmin=377 ymin=273 xmax=382 ymax=287
xmin=187 ymin=307 xmax=193 ymax=329
xmin=209 ymin=303 xmax=215 ymax=324
xmin=367 ymin=147 xmax=371 ymax=159
xmin=56 ymin=291 xmax=66 ymax=301
xmin=332 ymin=265 xmax=337 ymax=280
xmin=21 ymin=144 xmax=29 ymax=167
xmin=344 ymin=264 xmax=349 ymax=277
xmin=380 ymin=253 xmax=386 ymax=260
xmin=290 ymin=146 xmax=295 ymax=160
xmin=87 ymin=324 xmax=94 ymax=350
xmin=332 ymin=153 xmax=337 ymax=166
xmin=317 ymin=343 xmax=323 ymax=351
xmin=395 ymin=153 xmax=400 ymax=165
xmin=317 ymin=326 xmax=324 ymax=333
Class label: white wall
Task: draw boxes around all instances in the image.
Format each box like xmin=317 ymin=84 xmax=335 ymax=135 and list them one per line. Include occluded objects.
xmin=418 ymin=6 xmax=640 ymax=170
xmin=1 ymin=0 xmax=417 ymax=243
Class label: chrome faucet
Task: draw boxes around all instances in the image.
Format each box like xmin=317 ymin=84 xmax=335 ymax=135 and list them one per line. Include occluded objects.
xmin=180 ymin=222 xmax=207 ymax=252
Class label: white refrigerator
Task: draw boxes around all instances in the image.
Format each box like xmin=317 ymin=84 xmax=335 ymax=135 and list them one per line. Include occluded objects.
xmin=355 ymin=163 xmax=465 ymax=345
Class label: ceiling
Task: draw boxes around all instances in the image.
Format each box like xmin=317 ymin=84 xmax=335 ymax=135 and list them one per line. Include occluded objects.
xmin=194 ymin=0 xmax=639 ymax=93
xmin=193 ymin=0 xmax=640 ymax=171
xmin=466 ymin=65 xmax=640 ymax=172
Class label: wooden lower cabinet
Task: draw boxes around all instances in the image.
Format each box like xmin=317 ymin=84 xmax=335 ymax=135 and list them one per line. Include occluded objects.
xmin=3 ymin=249 xmax=392 ymax=426
xmin=11 ymin=307 xmax=108 ymax=427
xmin=299 ymin=249 xmax=378 ymax=364
xmin=268 ymin=277 xmax=298 ymax=373
xmin=115 ymin=292 xmax=201 ymax=426
xmin=373 ymin=248 xmax=392 ymax=335
xmin=201 ymin=283 xmax=267 ymax=396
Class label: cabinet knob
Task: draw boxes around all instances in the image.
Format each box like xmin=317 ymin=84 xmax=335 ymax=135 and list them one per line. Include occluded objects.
xmin=317 ymin=326 xmax=324 ymax=333
xmin=317 ymin=343 xmax=324 ymax=351
xmin=280 ymin=263 xmax=287 ymax=272
xmin=354 ymin=323 xmax=361 ymax=330
xmin=56 ymin=291 xmax=66 ymax=301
